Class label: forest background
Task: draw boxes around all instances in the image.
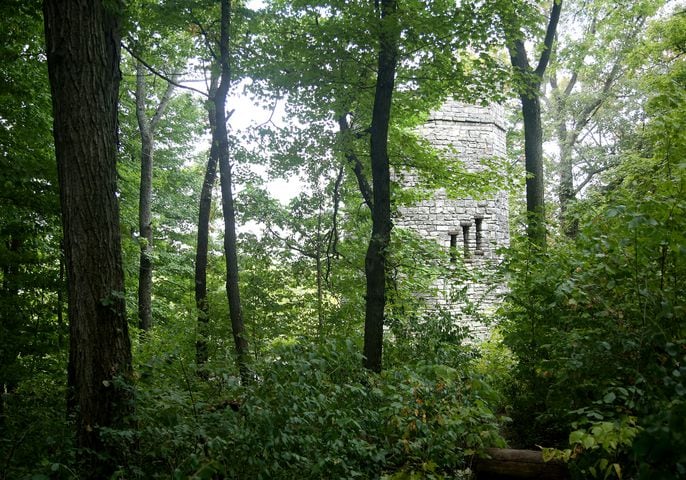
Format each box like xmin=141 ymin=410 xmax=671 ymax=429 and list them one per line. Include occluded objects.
xmin=1 ymin=0 xmax=685 ymax=478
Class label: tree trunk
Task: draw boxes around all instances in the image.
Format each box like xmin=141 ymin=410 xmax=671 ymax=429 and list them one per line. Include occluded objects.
xmin=363 ymin=0 xmax=399 ymax=373
xmin=475 ymin=448 xmax=570 ymax=479
xmin=520 ymin=92 xmax=547 ymax=247
xmin=557 ymin=123 xmax=578 ymax=237
xmin=43 ymin=0 xmax=133 ymax=475
xmin=57 ymin=242 xmax=65 ymax=348
xmin=216 ymin=0 xmax=249 ymax=382
xmin=134 ymin=61 xmax=176 ymax=332
xmin=507 ymin=0 xmax=562 ymax=250
xmin=195 ymin=73 xmax=219 ymax=370
xmin=550 ymin=75 xmax=579 ymax=239
xmin=135 ymin=61 xmax=154 ymax=332
xmin=316 ymin=205 xmax=324 ymax=337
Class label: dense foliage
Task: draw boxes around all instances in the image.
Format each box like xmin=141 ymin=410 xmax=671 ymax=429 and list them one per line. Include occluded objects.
xmin=3 ymin=338 xmax=511 ymax=479
xmin=501 ymin=9 xmax=686 ymax=479
xmin=1 ymin=0 xmax=684 ymax=479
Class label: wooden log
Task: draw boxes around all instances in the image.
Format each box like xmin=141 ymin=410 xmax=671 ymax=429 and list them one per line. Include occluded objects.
xmin=474 ymin=448 xmax=569 ymax=479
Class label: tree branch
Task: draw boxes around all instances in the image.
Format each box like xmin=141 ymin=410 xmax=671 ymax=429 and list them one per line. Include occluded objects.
xmin=255 ymin=99 xmax=280 ymax=128
xmin=190 ymin=13 xmax=219 ymax=61
xmin=563 ymin=71 xmax=578 ymax=97
xmin=267 ymin=226 xmax=318 ymax=260
xmin=508 ymin=39 xmax=532 ymax=73
xmin=535 ymin=0 xmax=563 ymax=77
xmin=150 ymin=72 xmax=180 ymax=131
xmin=338 ymin=115 xmax=373 ymax=210
xmin=573 ymin=161 xmax=617 ymax=195
xmin=122 ymin=43 xmax=209 ymax=98
xmin=325 ymin=163 xmax=344 ymax=285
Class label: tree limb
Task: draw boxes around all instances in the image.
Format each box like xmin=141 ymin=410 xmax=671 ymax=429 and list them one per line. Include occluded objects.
xmin=563 ymin=71 xmax=578 ymax=97
xmin=535 ymin=0 xmax=563 ymax=78
xmin=572 ymin=61 xmax=622 ymax=138
xmin=573 ymin=161 xmax=617 ymax=195
xmin=190 ymin=13 xmax=219 ymax=61
xmin=122 ymin=43 xmax=209 ymax=98
xmin=150 ymin=72 xmax=180 ymax=130
xmin=338 ymin=115 xmax=373 ymax=210
xmin=508 ymin=39 xmax=532 ymax=73
xmin=325 ymin=163 xmax=344 ymax=285
xmin=267 ymin=226 xmax=318 ymax=260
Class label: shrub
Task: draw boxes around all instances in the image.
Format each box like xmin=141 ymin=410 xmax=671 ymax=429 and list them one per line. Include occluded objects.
xmin=116 ymin=339 xmax=507 ymax=479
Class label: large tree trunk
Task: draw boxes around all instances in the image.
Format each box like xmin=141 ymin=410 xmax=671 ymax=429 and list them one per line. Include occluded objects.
xmin=363 ymin=0 xmax=399 ymax=373
xmin=520 ymin=92 xmax=547 ymax=247
xmin=507 ymin=0 xmax=562 ymax=250
xmin=135 ymin=61 xmax=154 ymax=332
xmin=216 ymin=0 xmax=249 ymax=382
xmin=57 ymin=242 xmax=65 ymax=348
xmin=195 ymin=73 xmax=219 ymax=370
xmin=43 ymin=0 xmax=132 ymax=475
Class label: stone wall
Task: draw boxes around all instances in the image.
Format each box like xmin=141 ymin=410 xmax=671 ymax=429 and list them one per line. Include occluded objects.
xmin=395 ymin=100 xmax=509 ymax=338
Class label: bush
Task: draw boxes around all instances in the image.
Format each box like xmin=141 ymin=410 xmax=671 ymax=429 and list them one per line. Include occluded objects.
xmin=500 ymin=150 xmax=686 ymax=476
xmin=113 ymin=339 xmax=507 ymax=479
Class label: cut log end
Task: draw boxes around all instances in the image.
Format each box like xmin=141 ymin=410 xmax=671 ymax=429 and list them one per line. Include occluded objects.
xmin=474 ymin=448 xmax=570 ymax=480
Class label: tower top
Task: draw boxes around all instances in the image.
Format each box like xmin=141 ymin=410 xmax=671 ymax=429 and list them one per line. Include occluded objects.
xmin=426 ymin=100 xmax=506 ymax=132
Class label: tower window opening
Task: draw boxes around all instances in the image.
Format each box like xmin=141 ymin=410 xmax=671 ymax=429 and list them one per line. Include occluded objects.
xmin=449 ymin=232 xmax=458 ymax=263
xmin=460 ymin=221 xmax=472 ymax=258
xmin=475 ymin=215 xmax=484 ymax=255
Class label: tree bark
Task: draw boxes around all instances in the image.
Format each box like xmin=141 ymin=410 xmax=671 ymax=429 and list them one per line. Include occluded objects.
xmin=520 ymin=92 xmax=547 ymax=246
xmin=551 ymin=57 xmax=621 ymax=238
xmin=135 ymin=61 xmax=176 ymax=332
xmin=338 ymin=115 xmax=374 ymax=210
xmin=43 ymin=0 xmax=132 ymax=475
xmin=216 ymin=0 xmax=249 ymax=382
xmin=57 ymin=241 xmax=65 ymax=348
xmin=363 ymin=0 xmax=399 ymax=373
xmin=135 ymin=61 xmax=154 ymax=332
xmin=556 ymin=120 xmax=578 ymax=237
xmin=475 ymin=448 xmax=569 ymax=479
xmin=507 ymin=0 xmax=563 ymax=249
xmin=195 ymin=73 xmax=219 ymax=370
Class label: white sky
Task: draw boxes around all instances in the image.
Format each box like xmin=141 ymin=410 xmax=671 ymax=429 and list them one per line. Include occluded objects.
xmin=182 ymin=75 xmax=302 ymax=205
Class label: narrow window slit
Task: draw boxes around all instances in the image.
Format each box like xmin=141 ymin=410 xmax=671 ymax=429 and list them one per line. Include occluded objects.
xmin=475 ymin=214 xmax=484 ymax=255
xmin=449 ymin=232 xmax=458 ymax=263
xmin=460 ymin=221 xmax=472 ymax=258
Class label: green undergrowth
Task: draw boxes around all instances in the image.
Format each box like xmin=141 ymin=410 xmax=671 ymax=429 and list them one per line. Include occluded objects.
xmin=1 ymin=328 xmax=514 ymax=480
xmin=98 ymin=338 xmax=506 ymax=480
xmin=500 ymin=158 xmax=686 ymax=478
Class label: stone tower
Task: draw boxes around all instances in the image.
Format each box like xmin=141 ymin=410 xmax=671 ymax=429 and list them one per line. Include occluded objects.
xmin=395 ymin=100 xmax=509 ymax=338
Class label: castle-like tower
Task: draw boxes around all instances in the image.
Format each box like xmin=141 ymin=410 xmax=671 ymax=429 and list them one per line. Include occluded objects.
xmin=395 ymin=100 xmax=509 ymax=337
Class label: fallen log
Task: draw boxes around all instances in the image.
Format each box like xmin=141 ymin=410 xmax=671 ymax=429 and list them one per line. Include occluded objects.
xmin=474 ymin=448 xmax=569 ymax=479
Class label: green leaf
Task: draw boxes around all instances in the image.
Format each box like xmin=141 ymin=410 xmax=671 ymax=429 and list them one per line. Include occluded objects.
xmin=613 ymin=463 xmax=622 ymax=479
xmin=583 ymin=435 xmax=596 ymax=450
xmin=603 ymin=392 xmax=616 ymax=404
xmin=569 ymin=430 xmax=585 ymax=444
xmin=599 ymin=458 xmax=608 ymax=476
